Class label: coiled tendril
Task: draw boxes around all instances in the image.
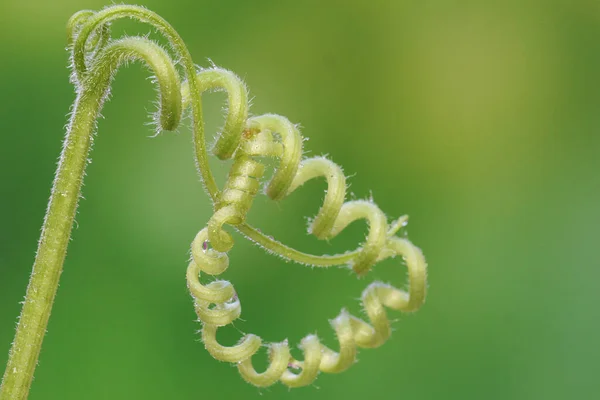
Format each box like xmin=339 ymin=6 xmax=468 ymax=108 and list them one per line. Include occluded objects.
xmin=182 ymin=58 xmax=428 ymax=389
xmin=68 ymin=5 xmax=428 ymax=389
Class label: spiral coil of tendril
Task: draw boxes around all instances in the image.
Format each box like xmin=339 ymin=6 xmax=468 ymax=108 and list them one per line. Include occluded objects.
xmin=67 ymin=5 xmax=428 ymax=389
xmin=184 ymin=69 xmax=428 ymax=388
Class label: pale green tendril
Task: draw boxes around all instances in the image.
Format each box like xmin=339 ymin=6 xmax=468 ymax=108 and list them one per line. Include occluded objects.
xmin=1 ymin=5 xmax=428 ymax=398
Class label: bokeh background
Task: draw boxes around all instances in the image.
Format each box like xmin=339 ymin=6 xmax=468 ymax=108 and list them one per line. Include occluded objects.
xmin=1 ymin=0 xmax=598 ymax=399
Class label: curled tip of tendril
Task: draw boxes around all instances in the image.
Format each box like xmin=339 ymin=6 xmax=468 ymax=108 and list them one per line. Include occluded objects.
xmin=67 ymin=7 xmax=184 ymax=132
xmin=71 ymin=5 xmax=176 ymax=80
xmin=86 ymin=36 xmax=182 ymax=132
xmin=184 ymin=62 xmax=429 ymax=386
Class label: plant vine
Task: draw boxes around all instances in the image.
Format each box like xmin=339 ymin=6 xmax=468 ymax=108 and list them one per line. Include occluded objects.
xmin=1 ymin=5 xmax=428 ymax=397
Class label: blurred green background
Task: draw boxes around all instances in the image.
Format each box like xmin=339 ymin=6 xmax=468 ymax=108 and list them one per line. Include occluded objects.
xmin=1 ymin=0 xmax=598 ymax=399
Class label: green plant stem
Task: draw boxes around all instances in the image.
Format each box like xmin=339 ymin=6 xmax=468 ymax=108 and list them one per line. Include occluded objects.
xmin=236 ymin=223 xmax=359 ymax=266
xmin=0 ymin=90 xmax=101 ymax=399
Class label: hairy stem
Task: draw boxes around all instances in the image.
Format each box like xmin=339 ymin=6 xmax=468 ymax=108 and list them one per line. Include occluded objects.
xmin=2 ymin=16 xmax=186 ymax=396
xmin=0 ymin=90 xmax=101 ymax=399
